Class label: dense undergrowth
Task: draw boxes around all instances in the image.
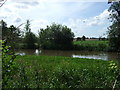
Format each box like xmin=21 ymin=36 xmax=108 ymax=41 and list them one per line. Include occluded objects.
xmin=3 ymin=55 xmax=120 ymax=88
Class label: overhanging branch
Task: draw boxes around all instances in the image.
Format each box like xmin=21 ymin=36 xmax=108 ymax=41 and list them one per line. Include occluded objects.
xmin=0 ymin=0 xmax=7 ymax=7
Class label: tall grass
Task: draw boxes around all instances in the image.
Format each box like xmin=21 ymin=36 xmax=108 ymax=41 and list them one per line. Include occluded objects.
xmin=73 ymin=40 xmax=109 ymax=51
xmin=4 ymin=55 xmax=120 ymax=88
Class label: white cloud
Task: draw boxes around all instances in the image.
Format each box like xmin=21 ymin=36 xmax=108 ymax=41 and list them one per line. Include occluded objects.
xmin=0 ymin=1 xmax=110 ymax=37
xmin=62 ymin=9 xmax=111 ymax=37
xmin=30 ymin=19 xmax=50 ymax=34
xmin=98 ymin=27 xmax=107 ymax=34
xmin=0 ymin=1 xmax=93 ymax=26
xmin=87 ymin=20 xmax=99 ymax=26
xmin=31 ymin=19 xmax=49 ymax=29
xmin=99 ymin=9 xmax=110 ymax=19
xmin=87 ymin=9 xmax=110 ymax=26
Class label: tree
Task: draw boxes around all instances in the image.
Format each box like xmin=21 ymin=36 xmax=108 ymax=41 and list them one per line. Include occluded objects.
xmin=1 ymin=20 xmax=21 ymax=50
xmin=24 ymin=32 xmax=37 ymax=49
xmin=82 ymin=35 xmax=86 ymax=41
xmin=7 ymin=25 xmax=21 ymax=49
xmin=76 ymin=37 xmax=81 ymax=41
xmin=0 ymin=20 xmax=7 ymax=40
xmin=108 ymin=1 xmax=120 ymax=51
xmin=23 ymin=20 xmax=37 ymax=49
xmin=39 ymin=23 xmax=74 ymax=50
xmin=25 ymin=20 xmax=31 ymax=33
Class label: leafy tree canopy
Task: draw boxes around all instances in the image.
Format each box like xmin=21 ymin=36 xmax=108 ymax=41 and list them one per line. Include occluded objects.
xmin=39 ymin=23 xmax=74 ymax=50
xmin=0 ymin=20 xmax=21 ymax=50
xmin=23 ymin=20 xmax=37 ymax=49
xmin=108 ymin=1 xmax=120 ymax=51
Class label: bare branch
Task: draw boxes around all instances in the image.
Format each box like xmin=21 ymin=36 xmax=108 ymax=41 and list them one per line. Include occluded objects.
xmin=0 ymin=0 xmax=7 ymax=7
xmin=17 ymin=23 xmax=25 ymax=29
xmin=16 ymin=20 xmax=32 ymax=29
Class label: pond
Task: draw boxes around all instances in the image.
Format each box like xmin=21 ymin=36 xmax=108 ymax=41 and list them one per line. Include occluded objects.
xmin=16 ymin=49 xmax=120 ymax=63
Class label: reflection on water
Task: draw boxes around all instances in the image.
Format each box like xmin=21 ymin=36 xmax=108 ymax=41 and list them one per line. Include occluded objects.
xmin=35 ymin=49 xmax=42 ymax=55
xmin=73 ymin=54 xmax=108 ymax=61
xmin=16 ymin=49 xmax=120 ymax=62
xmin=16 ymin=52 xmax=26 ymax=56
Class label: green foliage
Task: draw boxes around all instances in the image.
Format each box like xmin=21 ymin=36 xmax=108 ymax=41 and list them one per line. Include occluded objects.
xmin=24 ymin=20 xmax=31 ymax=33
xmin=1 ymin=20 xmax=21 ymax=50
xmin=7 ymin=25 xmax=21 ymax=49
xmin=108 ymin=22 xmax=120 ymax=51
xmin=23 ymin=20 xmax=37 ymax=49
xmin=0 ymin=20 xmax=7 ymax=40
xmin=108 ymin=1 xmax=120 ymax=52
xmin=1 ymin=40 xmax=17 ymax=88
xmin=39 ymin=23 xmax=74 ymax=50
xmin=82 ymin=35 xmax=86 ymax=41
xmin=4 ymin=55 xmax=120 ymax=88
xmin=24 ymin=32 xmax=37 ymax=49
xmin=73 ymin=40 xmax=109 ymax=51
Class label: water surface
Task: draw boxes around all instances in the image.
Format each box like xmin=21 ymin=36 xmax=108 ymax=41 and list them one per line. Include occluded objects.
xmin=16 ymin=49 xmax=120 ymax=63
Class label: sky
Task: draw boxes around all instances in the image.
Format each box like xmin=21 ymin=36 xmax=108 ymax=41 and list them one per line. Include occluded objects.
xmin=0 ymin=0 xmax=113 ymax=38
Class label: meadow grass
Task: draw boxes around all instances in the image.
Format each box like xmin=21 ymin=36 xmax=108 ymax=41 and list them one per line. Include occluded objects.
xmin=73 ymin=40 xmax=109 ymax=51
xmin=5 ymin=55 xmax=120 ymax=88
xmin=74 ymin=40 xmax=108 ymax=45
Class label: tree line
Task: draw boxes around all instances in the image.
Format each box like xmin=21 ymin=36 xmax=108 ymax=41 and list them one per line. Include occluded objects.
xmin=0 ymin=1 xmax=120 ymax=51
xmin=1 ymin=20 xmax=74 ymax=50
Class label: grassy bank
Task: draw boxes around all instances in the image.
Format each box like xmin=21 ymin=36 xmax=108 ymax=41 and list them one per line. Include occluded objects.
xmin=16 ymin=40 xmax=109 ymax=51
xmin=73 ymin=40 xmax=109 ymax=51
xmin=4 ymin=55 xmax=120 ymax=88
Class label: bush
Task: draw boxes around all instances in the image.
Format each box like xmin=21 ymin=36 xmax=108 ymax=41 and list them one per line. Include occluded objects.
xmin=39 ymin=23 xmax=74 ymax=50
xmin=1 ymin=40 xmax=17 ymax=88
